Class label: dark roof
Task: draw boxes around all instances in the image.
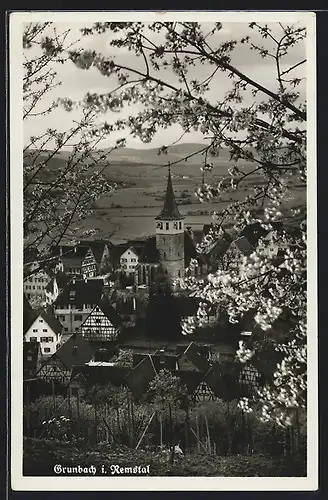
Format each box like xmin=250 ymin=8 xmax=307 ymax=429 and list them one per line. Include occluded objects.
xmin=124 ymin=354 xmax=157 ymax=400
xmin=40 ymin=307 xmax=63 ymax=334
xmin=46 ymin=271 xmax=70 ymax=293
xmin=178 ymin=342 xmax=210 ymax=373
xmin=54 ymin=279 xmax=104 ymax=307
xmin=133 ymin=352 xmax=178 ymax=371
xmin=97 ymin=298 xmax=123 ymax=328
xmin=52 ymin=333 xmax=96 ymax=370
xmin=173 ymin=370 xmax=205 ymax=394
xmin=61 ymin=246 xmax=89 ymax=267
xmin=50 ymin=245 xmax=76 ymax=257
xmin=79 ymin=240 xmax=107 ymax=264
xmin=205 ymin=362 xmax=240 ymax=401
xmin=70 ymin=364 xmax=130 ymax=386
xmin=155 ymin=169 xmax=184 ymax=221
xmin=204 ymin=235 xmax=231 ymax=258
xmin=23 ymin=294 xmax=38 ymax=334
xmin=139 ymin=237 xmax=160 ymax=264
xmin=233 ymin=236 xmax=254 ymax=256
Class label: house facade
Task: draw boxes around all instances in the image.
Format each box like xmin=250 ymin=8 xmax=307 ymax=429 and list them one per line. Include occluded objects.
xmin=120 ymin=247 xmax=140 ymax=275
xmin=80 ymin=299 xmax=122 ymax=342
xmin=23 ymin=265 xmax=52 ymax=306
xmin=54 ymin=278 xmax=105 ymax=335
xmin=24 ymin=309 xmax=63 ymax=357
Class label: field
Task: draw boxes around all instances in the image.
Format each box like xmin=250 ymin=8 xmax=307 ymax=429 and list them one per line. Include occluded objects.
xmin=24 ymin=143 xmax=306 ymax=244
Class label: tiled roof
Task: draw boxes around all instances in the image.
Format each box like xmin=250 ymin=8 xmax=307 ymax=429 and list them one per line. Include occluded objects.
xmin=205 ymin=362 xmax=240 ymax=400
xmin=124 ymin=355 xmax=157 ymax=400
xmin=51 ymin=333 xmax=96 ymax=370
xmin=95 ymin=298 xmax=123 ymax=328
xmin=178 ymin=342 xmax=210 ymax=373
xmin=41 ymin=307 xmax=63 ymax=334
xmin=79 ymin=240 xmax=107 ymax=264
xmin=155 ymin=169 xmax=184 ymax=221
xmin=54 ymin=279 xmax=104 ymax=307
xmin=139 ymin=237 xmax=160 ymax=264
xmin=23 ymin=294 xmax=38 ymax=334
xmin=173 ymin=370 xmax=205 ymax=395
xmin=70 ymin=364 xmax=130 ymax=386
xmin=233 ymin=236 xmax=254 ymax=256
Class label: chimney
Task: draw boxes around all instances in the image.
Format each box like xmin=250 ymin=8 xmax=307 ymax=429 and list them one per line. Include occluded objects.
xmin=72 ymin=278 xmax=76 ymax=284
xmin=59 ymin=246 xmax=63 ymax=256
xmin=74 ymin=246 xmax=77 ymax=253
xmin=132 ymin=297 xmax=136 ymax=311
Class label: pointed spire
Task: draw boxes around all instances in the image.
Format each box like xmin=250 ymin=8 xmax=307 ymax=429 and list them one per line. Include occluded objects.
xmin=155 ymin=164 xmax=184 ymax=221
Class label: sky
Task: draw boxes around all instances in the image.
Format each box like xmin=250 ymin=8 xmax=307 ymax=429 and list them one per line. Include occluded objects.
xmin=23 ymin=20 xmax=307 ymax=150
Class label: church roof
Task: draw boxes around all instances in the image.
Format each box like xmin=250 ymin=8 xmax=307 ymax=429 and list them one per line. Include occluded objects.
xmin=155 ymin=168 xmax=184 ymax=221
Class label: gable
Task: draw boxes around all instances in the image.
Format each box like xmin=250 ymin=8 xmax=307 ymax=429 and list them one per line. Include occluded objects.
xmin=25 ymin=315 xmax=56 ymax=337
xmin=82 ymin=247 xmax=97 ymax=265
xmin=82 ymin=305 xmax=116 ymax=329
xmin=120 ymin=247 xmax=139 ymax=260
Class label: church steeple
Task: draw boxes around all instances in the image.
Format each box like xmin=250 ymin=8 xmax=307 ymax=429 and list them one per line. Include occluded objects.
xmin=155 ymin=164 xmax=184 ymax=221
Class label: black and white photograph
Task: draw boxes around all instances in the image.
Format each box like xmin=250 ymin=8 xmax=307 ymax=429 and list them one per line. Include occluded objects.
xmin=10 ymin=10 xmax=317 ymax=490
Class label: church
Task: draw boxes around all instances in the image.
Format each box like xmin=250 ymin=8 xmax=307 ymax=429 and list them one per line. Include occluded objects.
xmin=135 ymin=166 xmax=206 ymax=287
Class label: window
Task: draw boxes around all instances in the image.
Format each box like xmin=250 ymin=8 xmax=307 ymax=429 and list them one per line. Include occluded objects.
xmin=95 ymin=318 xmax=101 ymax=324
xmin=49 ymin=337 xmax=54 ymax=342
xmin=179 ymin=222 xmax=182 ymax=229
xmin=166 ymin=222 xmax=169 ymax=230
xmin=43 ymin=329 xmax=48 ymax=332
xmin=74 ymin=314 xmax=82 ymax=321
xmin=131 ymin=258 xmax=136 ymax=262
xmin=44 ymin=348 xmax=51 ymax=353
xmin=64 ymin=327 xmax=69 ymax=332
xmin=32 ymin=329 xmax=37 ymax=333
xmin=173 ymin=222 xmax=178 ymax=230
xmin=156 ymin=221 xmax=163 ymax=230
xmin=30 ymin=337 xmax=37 ymax=342
xmin=27 ymin=355 xmax=33 ymax=361
xmin=163 ymin=252 xmax=167 ymax=259
xmin=39 ymin=319 xmax=43 ymax=323
xmin=37 ymin=286 xmax=41 ymax=290
xmin=32 ymin=286 xmax=35 ymax=290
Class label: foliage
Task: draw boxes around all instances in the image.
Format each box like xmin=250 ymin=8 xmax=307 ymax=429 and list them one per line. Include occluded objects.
xmin=23 ymin=23 xmax=122 ymax=278
xmin=66 ymin=21 xmax=307 ymax=426
xmin=111 ymin=349 xmax=134 ymax=367
xmin=23 ymin=437 xmax=306 ymax=476
xmin=147 ymin=369 xmax=187 ymax=410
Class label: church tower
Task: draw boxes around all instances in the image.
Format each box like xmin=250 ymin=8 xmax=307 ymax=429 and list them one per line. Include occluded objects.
xmin=155 ymin=166 xmax=185 ymax=281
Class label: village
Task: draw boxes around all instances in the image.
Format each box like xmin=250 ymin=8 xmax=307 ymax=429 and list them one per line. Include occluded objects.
xmin=23 ymin=167 xmax=268 ymax=407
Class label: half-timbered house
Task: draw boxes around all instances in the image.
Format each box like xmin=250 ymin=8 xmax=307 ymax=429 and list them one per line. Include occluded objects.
xmin=80 ymin=298 xmax=123 ymax=342
xmin=36 ymin=333 xmax=96 ymax=384
xmin=54 ymin=278 xmax=104 ymax=336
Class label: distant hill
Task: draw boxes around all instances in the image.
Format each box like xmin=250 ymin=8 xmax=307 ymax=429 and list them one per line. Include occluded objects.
xmin=23 ymin=143 xmax=233 ymax=171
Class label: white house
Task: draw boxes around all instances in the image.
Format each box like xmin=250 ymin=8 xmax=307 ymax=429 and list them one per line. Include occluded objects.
xmin=24 ymin=308 xmax=63 ymax=357
xmin=119 ymin=246 xmax=140 ymax=275
xmin=23 ymin=263 xmax=52 ymax=307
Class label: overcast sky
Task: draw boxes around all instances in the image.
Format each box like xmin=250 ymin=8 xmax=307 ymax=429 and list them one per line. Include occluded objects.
xmin=23 ymin=21 xmax=306 ymax=149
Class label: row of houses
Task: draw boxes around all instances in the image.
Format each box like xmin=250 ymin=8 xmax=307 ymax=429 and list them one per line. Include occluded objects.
xmin=24 ymin=329 xmax=262 ymax=404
